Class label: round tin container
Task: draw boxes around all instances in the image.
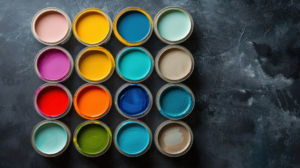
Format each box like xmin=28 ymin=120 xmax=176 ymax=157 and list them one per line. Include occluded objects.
xmin=34 ymin=46 xmax=74 ymax=83
xmin=154 ymin=120 xmax=193 ymax=157
xmin=114 ymin=119 xmax=152 ymax=157
xmin=31 ymin=7 xmax=72 ymax=45
xmin=113 ymin=7 xmax=153 ymax=46
xmin=74 ymin=83 xmax=112 ymax=120
xmin=34 ymin=83 xmax=72 ymax=120
xmin=155 ymin=45 xmax=194 ymax=83
xmin=115 ymin=47 xmax=154 ymax=83
xmin=154 ymin=6 xmax=194 ymax=44
xmin=75 ymin=46 xmax=115 ymax=83
xmin=156 ymin=83 xmax=195 ymax=120
xmin=73 ymin=8 xmax=113 ymax=46
xmin=115 ymin=83 xmax=152 ymax=119
xmin=73 ymin=120 xmax=112 ymax=157
xmin=31 ymin=120 xmax=71 ymax=157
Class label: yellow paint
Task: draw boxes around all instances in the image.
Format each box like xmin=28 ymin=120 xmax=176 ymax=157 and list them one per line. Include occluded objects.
xmin=73 ymin=8 xmax=110 ymax=44
xmin=78 ymin=47 xmax=115 ymax=82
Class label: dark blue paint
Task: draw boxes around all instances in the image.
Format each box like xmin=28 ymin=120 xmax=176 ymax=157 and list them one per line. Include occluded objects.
xmin=117 ymin=11 xmax=150 ymax=43
xmin=117 ymin=84 xmax=150 ymax=117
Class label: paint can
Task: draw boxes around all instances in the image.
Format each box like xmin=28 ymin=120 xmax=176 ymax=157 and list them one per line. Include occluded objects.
xmin=115 ymin=83 xmax=152 ymax=119
xmin=31 ymin=7 xmax=72 ymax=45
xmin=115 ymin=47 xmax=154 ymax=83
xmin=73 ymin=120 xmax=112 ymax=157
xmin=74 ymin=83 xmax=112 ymax=120
xmin=73 ymin=8 xmax=113 ymax=46
xmin=154 ymin=6 xmax=194 ymax=44
xmin=156 ymin=83 xmax=195 ymax=120
xmin=114 ymin=119 xmax=152 ymax=157
xmin=34 ymin=46 xmax=74 ymax=83
xmin=34 ymin=83 xmax=72 ymax=120
xmin=155 ymin=45 xmax=194 ymax=83
xmin=31 ymin=120 xmax=71 ymax=157
xmin=75 ymin=46 xmax=115 ymax=83
xmin=154 ymin=120 xmax=193 ymax=157
xmin=113 ymin=7 xmax=153 ymax=46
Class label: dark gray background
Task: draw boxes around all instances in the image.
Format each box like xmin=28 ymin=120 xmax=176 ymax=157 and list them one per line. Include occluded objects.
xmin=1 ymin=0 xmax=300 ymax=167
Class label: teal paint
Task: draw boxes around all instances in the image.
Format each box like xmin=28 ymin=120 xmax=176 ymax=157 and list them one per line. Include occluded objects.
xmin=157 ymin=9 xmax=191 ymax=41
xmin=117 ymin=11 xmax=151 ymax=43
xmin=34 ymin=122 xmax=67 ymax=154
xmin=115 ymin=121 xmax=150 ymax=155
xmin=159 ymin=85 xmax=193 ymax=119
xmin=117 ymin=47 xmax=152 ymax=81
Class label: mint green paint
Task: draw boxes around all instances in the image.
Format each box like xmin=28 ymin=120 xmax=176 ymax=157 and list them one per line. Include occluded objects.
xmin=157 ymin=9 xmax=191 ymax=41
xmin=34 ymin=122 xmax=67 ymax=154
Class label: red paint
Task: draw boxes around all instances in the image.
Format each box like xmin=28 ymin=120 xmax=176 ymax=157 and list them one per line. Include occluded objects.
xmin=37 ymin=86 xmax=69 ymax=117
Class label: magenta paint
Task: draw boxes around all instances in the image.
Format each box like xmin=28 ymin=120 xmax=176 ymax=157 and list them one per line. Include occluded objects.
xmin=36 ymin=47 xmax=71 ymax=82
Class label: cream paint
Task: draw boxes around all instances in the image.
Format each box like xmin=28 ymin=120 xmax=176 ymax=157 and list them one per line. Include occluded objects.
xmin=158 ymin=48 xmax=192 ymax=80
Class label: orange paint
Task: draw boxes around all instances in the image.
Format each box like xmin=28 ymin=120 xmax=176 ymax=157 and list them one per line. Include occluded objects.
xmin=74 ymin=84 xmax=111 ymax=119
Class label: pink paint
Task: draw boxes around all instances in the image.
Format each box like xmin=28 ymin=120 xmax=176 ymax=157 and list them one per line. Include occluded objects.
xmin=35 ymin=11 xmax=68 ymax=42
xmin=37 ymin=48 xmax=70 ymax=81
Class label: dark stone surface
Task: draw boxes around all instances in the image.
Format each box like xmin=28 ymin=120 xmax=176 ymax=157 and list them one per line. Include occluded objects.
xmin=1 ymin=0 xmax=300 ymax=167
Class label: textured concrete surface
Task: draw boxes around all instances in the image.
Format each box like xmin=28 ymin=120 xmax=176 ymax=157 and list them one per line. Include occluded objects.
xmin=1 ymin=0 xmax=300 ymax=167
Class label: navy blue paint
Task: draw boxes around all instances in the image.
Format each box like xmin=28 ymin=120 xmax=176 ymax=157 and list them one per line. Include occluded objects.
xmin=117 ymin=84 xmax=150 ymax=117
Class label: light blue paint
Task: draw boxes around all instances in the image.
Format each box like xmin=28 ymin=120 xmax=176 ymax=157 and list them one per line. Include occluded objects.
xmin=117 ymin=11 xmax=151 ymax=43
xmin=159 ymin=85 xmax=193 ymax=119
xmin=34 ymin=122 xmax=67 ymax=154
xmin=117 ymin=47 xmax=152 ymax=81
xmin=115 ymin=121 xmax=150 ymax=155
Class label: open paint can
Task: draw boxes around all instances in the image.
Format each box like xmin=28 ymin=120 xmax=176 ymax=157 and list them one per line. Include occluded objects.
xmin=73 ymin=8 xmax=113 ymax=46
xmin=75 ymin=46 xmax=115 ymax=83
xmin=74 ymin=83 xmax=112 ymax=120
xmin=34 ymin=46 xmax=74 ymax=83
xmin=31 ymin=7 xmax=72 ymax=45
xmin=155 ymin=45 xmax=194 ymax=83
xmin=114 ymin=119 xmax=152 ymax=157
xmin=73 ymin=120 xmax=112 ymax=157
xmin=156 ymin=83 xmax=195 ymax=120
xmin=31 ymin=120 xmax=71 ymax=157
xmin=154 ymin=6 xmax=194 ymax=44
xmin=34 ymin=83 xmax=72 ymax=120
xmin=113 ymin=7 xmax=153 ymax=46
xmin=115 ymin=83 xmax=152 ymax=119
xmin=154 ymin=120 xmax=193 ymax=157
xmin=116 ymin=47 xmax=154 ymax=82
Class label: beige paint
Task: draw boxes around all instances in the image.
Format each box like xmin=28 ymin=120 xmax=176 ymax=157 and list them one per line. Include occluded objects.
xmin=158 ymin=123 xmax=191 ymax=154
xmin=158 ymin=48 xmax=192 ymax=80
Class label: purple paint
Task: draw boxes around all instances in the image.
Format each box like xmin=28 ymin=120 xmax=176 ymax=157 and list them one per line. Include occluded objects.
xmin=37 ymin=48 xmax=70 ymax=81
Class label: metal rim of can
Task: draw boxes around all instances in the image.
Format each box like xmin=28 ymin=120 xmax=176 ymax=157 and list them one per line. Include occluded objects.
xmin=155 ymin=83 xmax=195 ymax=120
xmin=75 ymin=46 xmax=115 ymax=83
xmin=31 ymin=120 xmax=71 ymax=157
xmin=154 ymin=120 xmax=193 ymax=157
xmin=33 ymin=83 xmax=73 ymax=120
xmin=115 ymin=46 xmax=154 ymax=83
xmin=155 ymin=45 xmax=194 ymax=83
xmin=34 ymin=46 xmax=74 ymax=83
xmin=74 ymin=83 xmax=112 ymax=120
xmin=31 ymin=7 xmax=72 ymax=45
xmin=73 ymin=120 xmax=112 ymax=157
xmin=113 ymin=7 xmax=153 ymax=46
xmin=114 ymin=83 xmax=153 ymax=119
xmin=113 ymin=119 xmax=152 ymax=157
xmin=153 ymin=6 xmax=194 ymax=45
xmin=72 ymin=8 xmax=113 ymax=47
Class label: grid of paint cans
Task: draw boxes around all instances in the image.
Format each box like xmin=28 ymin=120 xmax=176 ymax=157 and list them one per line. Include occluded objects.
xmin=31 ymin=6 xmax=195 ymax=157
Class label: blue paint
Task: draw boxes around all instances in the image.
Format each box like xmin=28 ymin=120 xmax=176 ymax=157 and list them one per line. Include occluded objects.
xmin=159 ymin=85 xmax=193 ymax=119
xmin=117 ymin=11 xmax=150 ymax=43
xmin=117 ymin=47 xmax=152 ymax=81
xmin=117 ymin=84 xmax=150 ymax=117
xmin=115 ymin=121 xmax=150 ymax=155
